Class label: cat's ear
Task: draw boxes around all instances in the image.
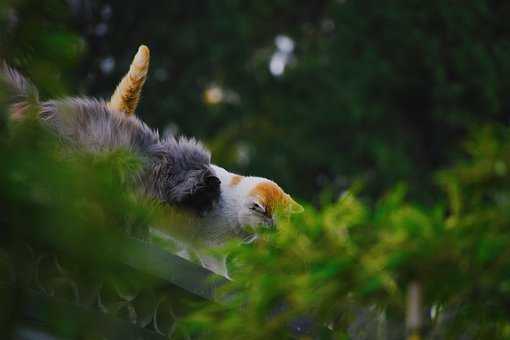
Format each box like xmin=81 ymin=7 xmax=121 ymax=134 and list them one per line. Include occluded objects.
xmin=171 ymin=167 xmax=221 ymax=214
xmin=108 ymin=45 xmax=150 ymax=117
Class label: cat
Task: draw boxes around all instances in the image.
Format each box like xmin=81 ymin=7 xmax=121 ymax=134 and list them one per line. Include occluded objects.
xmin=1 ymin=45 xmax=303 ymax=278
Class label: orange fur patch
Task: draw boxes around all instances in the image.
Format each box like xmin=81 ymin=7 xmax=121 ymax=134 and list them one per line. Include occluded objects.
xmin=249 ymin=181 xmax=290 ymax=216
xmin=229 ymin=175 xmax=244 ymax=187
xmin=108 ymin=45 xmax=150 ymax=117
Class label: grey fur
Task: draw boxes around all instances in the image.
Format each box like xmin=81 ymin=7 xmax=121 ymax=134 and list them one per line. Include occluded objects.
xmin=40 ymin=98 xmax=158 ymax=153
xmin=146 ymin=137 xmax=220 ymax=213
xmin=2 ymin=64 xmax=220 ymax=214
xmin=1 ymin=62 xmax=39 ymax=118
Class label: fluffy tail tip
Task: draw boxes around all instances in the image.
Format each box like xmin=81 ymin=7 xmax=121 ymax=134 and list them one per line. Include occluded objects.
xmin=133 ymin=45 xmax=150 ymax=69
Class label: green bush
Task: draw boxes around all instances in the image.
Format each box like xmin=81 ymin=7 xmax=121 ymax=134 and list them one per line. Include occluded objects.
xmin=184 ymin=126 xmax=510 ymax=339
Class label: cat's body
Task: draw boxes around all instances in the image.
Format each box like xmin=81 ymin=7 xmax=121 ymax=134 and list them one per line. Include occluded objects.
xmin=1 ymin=47 xmax=302 ymax=278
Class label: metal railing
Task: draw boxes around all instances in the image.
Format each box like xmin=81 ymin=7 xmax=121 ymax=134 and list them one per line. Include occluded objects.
xmin=2 ymin=233 xmax=228 ymax=339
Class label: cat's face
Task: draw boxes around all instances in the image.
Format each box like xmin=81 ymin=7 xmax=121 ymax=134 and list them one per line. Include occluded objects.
xmin=211 ymin=165 xmax=303 ymax=240
xmin=238 ymin=179 xmax=303 ymax=232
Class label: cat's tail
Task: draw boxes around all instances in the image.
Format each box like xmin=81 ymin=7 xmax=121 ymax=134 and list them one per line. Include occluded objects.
xmin=108 ymin=45 xmax=150 ymax=117
xmin=0 ymin=62 xmax=40 ymax=119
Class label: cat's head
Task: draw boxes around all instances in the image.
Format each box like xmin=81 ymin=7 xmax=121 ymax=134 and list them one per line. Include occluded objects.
xmin=211 ymin=165 xmax=303 ymax=240
xmin=241 ymin=178 xmax=303 ymax=228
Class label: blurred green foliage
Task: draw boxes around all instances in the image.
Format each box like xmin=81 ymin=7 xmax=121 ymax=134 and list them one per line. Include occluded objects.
xmin=0 ymin=0 xmax=82 ymax=96
xmin=185 ymin=126 xmax=510 ymax=339
xmin=2 ymin=0 xmax=510 ymax=339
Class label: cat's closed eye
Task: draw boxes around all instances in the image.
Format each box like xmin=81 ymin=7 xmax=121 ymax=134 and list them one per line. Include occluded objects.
xmin=250 ymin=202 xmax=266 ymax=214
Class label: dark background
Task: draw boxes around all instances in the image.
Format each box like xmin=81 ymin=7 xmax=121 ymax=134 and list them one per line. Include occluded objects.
xmin=3 ymin=0 xmax=510 ymax=205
